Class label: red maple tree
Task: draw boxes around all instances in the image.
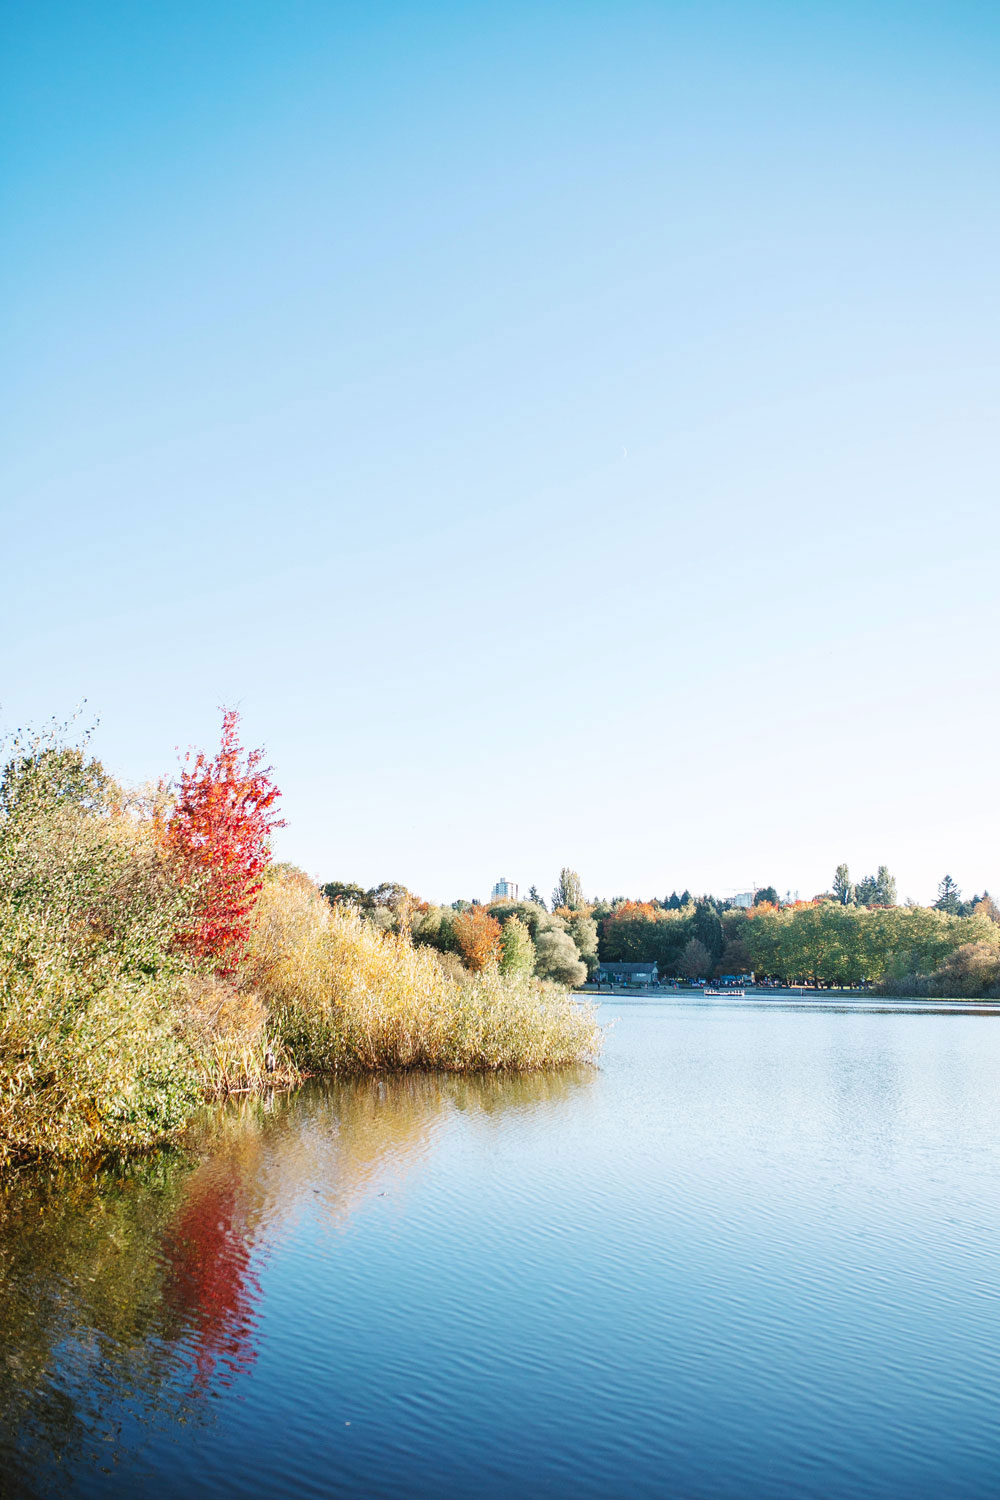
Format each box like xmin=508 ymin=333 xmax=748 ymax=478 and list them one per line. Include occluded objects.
xmin=163 ymin=710 xmax=284 ymax=973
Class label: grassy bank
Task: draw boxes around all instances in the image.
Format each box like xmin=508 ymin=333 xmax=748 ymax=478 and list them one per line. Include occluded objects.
xmin=0 ymin=729 xmax=600 ymax=1167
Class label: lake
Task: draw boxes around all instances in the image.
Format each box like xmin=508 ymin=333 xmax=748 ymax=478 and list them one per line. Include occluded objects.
xmin=3 ymin=996 xmax=1000 ymax=1498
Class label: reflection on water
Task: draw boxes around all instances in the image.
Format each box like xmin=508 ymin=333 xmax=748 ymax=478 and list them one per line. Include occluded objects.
xmin=5 ymin=1005 xmax=1000 ymax=1499
xmin=0 ymin=1069 xmax=591 ymax=1497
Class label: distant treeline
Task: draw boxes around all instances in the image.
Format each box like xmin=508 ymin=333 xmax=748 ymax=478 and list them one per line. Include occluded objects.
xmin=323 ymin=874 xmax=598 ymax=990
xmin=324 ymin=867 xmax=1000 ymax=996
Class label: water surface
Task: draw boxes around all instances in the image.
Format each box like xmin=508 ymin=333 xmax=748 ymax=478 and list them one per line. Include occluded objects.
xmin=3 ymin=997 xmax=1000 ymax=1498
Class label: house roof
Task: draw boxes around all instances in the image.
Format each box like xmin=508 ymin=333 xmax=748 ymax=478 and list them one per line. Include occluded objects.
xmin=599 ymin=960 xmax=658 ymax=972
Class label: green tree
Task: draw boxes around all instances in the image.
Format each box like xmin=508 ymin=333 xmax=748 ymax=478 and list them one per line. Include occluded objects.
xmin=527 ymin=885 xmax=546 ymax=909
xmin=718 ymin=935 xmax=751 ymax=974
xmin=598 ymin=902 xmax=692 ymax=971
xmin=486 ymin=899 xmax=550 ymax=940
xmin=411 ymin=904 xmax=457 ymax=953
xmin=566 ymin=911 xmax=600 ymax=977
xmin=833 ymin=864 xmax=855 ymax=905
xmin=679 ymin=937 xmax=711 ymax=979
xmin=499 ymin=915 xmax=535 ymax=977
xmin=534 ymin=926 xmax=587 ymax=987
xmin=754 ymin=886 xmax=779 ymax=906
xmin=935 ymin=875 xmax=961 ymax=915
xmin=855 ymin=866 xmax=897 ymax=908
xmin=0 ymin=741 xmax=110 ymax=821
xmin=321 ymin=881 xmax=368 ymax=911
xmin=693 ymin=900 xmax=724 ymax=967
xmin=551 ymin=868 xmax=584 ymax=911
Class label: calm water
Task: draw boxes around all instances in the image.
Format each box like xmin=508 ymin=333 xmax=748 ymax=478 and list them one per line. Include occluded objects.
xmin=3 ymin=997 xmax=1000 ymax=1498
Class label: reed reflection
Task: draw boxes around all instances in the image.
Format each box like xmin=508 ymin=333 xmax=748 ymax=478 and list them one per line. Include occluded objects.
xmin=0 ymin=1066 xmax=592 ymax=1492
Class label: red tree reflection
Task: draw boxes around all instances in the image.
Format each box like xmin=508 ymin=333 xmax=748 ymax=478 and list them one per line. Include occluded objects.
xmin=162 ymin=1172 xmax=263 ymax=1387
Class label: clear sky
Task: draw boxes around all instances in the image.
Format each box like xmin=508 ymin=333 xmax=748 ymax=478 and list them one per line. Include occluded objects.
xmin=3 ymin=1 xmax=999 ymax=906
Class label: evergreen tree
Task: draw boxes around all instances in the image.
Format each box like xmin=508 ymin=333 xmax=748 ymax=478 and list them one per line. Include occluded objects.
xmin=854 ymin=866 xmax=896 ymax=907
xmin=527 ymin=885 xmax=546 ymax=909
xmin=935 ymin=875 xmax=962 ymax=914
xmin=754 ymin=886 xmax=779 ymax=906
xmin=693 ymin=900 xmax=724 ymax=966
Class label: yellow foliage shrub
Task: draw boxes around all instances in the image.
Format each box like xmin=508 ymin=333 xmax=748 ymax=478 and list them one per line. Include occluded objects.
xmin=243 ymin=867 xmax=601 ymax=1074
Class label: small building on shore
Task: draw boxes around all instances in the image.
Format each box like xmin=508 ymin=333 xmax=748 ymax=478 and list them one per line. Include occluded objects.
xmin=597 ymin=960 xmax=659 ymax=987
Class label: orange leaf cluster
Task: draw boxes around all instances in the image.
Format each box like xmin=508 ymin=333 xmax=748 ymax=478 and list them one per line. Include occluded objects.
xmin=453 ymin=907 xmax=502 ymax=972
xmin=605 ymin=900 xmax=660 ymax=923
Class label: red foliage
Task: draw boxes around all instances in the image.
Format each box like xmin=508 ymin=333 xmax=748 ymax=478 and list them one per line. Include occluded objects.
xmin=163 ymin=710 xmax=284 ymax=973
xmin=163 ymin=1175 xmax=262 ymax=1386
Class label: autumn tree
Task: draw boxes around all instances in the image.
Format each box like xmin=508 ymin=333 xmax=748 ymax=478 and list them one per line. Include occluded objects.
xmin=453 ymin=906 xmax=502 ymax=971
xmin=162 ymin=710 xmax=283 ymax=974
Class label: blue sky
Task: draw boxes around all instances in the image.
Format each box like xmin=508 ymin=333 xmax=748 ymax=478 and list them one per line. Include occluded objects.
xmin=3 ymin=1 xmax=999 ymax=904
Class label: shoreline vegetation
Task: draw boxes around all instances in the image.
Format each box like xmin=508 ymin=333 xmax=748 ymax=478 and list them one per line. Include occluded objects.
xmin=331 ymin=869 xmax=1000 ymax=1004
xmin=0 ymin=717 xmax=599 ymax=1168
xmin=4 ymin=712 xmax=996 ymax=1168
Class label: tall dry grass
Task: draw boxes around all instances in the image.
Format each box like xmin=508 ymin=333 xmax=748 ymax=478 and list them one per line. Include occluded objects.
xmin=244 ymin=867 xmax=601 ymax=1074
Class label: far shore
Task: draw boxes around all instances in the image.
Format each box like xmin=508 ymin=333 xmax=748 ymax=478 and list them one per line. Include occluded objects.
xmin=580 ymin=984 xmax=1000 ymax=1006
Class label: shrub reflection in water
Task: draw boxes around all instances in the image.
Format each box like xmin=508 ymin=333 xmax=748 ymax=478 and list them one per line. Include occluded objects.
xmin=0 ymin=1067 xmax=591 ymax=1495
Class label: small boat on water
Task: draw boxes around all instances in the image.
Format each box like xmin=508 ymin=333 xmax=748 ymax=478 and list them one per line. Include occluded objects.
xmin=704 ymin=988 xmax=745 ymax=997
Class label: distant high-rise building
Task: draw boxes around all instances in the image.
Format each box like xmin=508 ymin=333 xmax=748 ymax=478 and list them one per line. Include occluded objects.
xmin=732 ymin=891 xmax=754 ymax=909
xmin=491 ymin=877 xmax=518 ymax=902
